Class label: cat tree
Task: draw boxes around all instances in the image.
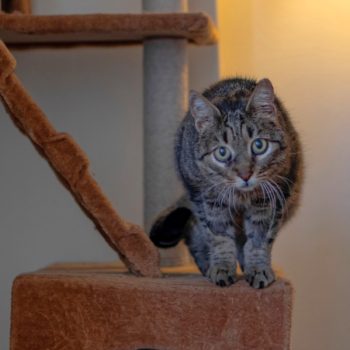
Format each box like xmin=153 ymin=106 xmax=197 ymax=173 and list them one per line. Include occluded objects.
xmin=1 ymin=1 xmax=293 ymax=349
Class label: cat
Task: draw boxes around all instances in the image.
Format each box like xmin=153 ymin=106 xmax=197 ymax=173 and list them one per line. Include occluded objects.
xmin=150 ymin=77 xmax=303 ymax=288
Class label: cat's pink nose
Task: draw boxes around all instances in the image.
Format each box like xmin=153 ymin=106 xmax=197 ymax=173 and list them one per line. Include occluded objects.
xmin=238 ymin=170 xmax=253 ymax=182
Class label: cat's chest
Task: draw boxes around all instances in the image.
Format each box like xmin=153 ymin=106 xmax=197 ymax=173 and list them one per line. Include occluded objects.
xmin=202 ymin=194 xmax=272 ymax=225
xmin=204 ymin=191 xmax=269 ymax=211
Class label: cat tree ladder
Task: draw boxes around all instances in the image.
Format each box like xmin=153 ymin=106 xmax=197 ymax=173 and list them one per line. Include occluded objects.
xmin=0 ymin=0 xmax=217 ymax=266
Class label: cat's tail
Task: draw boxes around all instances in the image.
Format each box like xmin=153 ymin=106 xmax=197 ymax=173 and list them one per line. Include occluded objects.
xmin=149 ymin=195 xmax=193 ymax=248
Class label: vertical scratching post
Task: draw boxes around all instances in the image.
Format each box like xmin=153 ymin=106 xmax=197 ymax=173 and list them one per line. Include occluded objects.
xmin=143 ymin=0 xmax=191 ymax=266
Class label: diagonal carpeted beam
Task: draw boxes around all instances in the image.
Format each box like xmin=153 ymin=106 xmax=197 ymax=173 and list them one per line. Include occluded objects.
xmin=0 ymin=40 xmax=161 ymax=277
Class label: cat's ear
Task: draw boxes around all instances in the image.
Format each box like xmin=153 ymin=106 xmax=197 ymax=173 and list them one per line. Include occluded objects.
xmin=190 ymin=90 xmax=220 ymax=133
xmin=246 ymin=78 xmax=276 ymax=115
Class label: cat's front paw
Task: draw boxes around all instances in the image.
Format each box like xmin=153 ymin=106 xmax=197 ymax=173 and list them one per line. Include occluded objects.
xmin=206 ymin=263 xmax=236 ymax=287
xmin=245 ymin=266 xmax=275 ymax=289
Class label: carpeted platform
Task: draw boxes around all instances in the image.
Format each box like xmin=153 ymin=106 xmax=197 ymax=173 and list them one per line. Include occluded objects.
xmin=10 ymin=263 xmax=293 ymax=350
xmin=0 ymin=12 xmax=218 ymax=46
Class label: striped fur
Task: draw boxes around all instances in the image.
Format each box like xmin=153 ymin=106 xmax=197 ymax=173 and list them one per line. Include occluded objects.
xmin=151 ymin=77 xmax=303 ymax=288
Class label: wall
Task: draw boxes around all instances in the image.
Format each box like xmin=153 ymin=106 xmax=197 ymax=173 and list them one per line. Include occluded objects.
xmin=0 ymin=1 xmax=218 ymax=349
xmin=218 ymin=1 xmax=350 ymax=349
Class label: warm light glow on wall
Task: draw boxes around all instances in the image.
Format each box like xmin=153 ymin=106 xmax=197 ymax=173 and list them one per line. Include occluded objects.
xmin=217 ymin=0 xmax=350 ymax=78
xmin=217 ymin=0 xmax=253 ymax=77
xmin=217 ymin=1 xmax=350 ymax=349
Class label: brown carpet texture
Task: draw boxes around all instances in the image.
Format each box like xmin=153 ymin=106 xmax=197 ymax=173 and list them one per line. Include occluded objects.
xmin=0 ymin=40 xmax=160 ymax=277
xmin=11 ymin=263 xmax=293 ymax=350
xmin=0 ymin=12 xmax=218 ymax=46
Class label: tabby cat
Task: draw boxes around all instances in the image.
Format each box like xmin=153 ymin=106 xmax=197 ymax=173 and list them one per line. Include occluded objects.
xmin=150 ymin=78 xmax=303 ymax=289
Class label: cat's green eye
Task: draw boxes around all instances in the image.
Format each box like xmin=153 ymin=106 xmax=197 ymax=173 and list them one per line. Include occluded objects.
xmin=251 ymin=138 xmax=269 ymax=155
xmin=214 ymin=146 xmax=232 ymax=162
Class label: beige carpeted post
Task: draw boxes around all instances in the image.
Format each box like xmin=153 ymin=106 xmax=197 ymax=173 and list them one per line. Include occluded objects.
xmin=143 ymin=0 xmax=191 ymax=266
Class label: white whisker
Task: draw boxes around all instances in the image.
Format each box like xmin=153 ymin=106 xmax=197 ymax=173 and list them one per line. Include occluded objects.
xmin=275 ymin=175 xmax=293 ymax=193
xmin=262 ymin=181 xmax=277 ymax=233
xmin=269 ymin=179 xmax=288 ymax=217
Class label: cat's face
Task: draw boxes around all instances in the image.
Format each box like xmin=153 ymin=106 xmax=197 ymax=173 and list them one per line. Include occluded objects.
xmin=190 ymin=79 xmax=290 ymax=195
